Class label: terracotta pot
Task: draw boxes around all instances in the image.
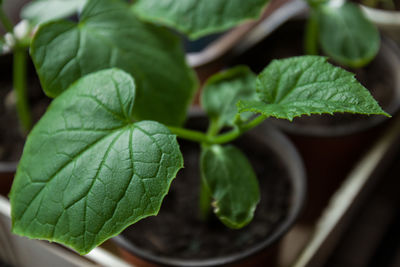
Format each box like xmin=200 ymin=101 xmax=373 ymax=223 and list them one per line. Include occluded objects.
xmin=113 ymin=114 xmax=306 ymax=267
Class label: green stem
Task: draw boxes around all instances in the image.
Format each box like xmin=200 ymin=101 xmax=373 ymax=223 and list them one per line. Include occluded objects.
xmin=207 ymin=118 xmax=220 ymax=137
xmin=210 ymin=115 xmax=266 ymax=144
xmin=167 ymin=126 xmax=210 ymax=143
xmin=304 ymin=9 xmax=319 ymax=55
xmin=167 ymin=115 xmax=267 ymax=145
xmin=0 ymin=5 xmax=13 ymax=33
xmin=14 ymin=47 xmax=32 ymax=134
xmin=199 ymin=176 xmax=212 ymax=221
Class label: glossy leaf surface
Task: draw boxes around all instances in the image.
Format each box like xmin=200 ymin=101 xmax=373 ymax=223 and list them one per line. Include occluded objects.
xmin=31 ymin=0 xmax=197 ymax=126
xmin=201 ymin=145 xmax=260 ymax=229
xmin=238 ymin=56 xmax=389 ymax=120
xmin=10 ymin=69 xmax=183 ymax=254
xmin=133 ymin=0 xmax=270 ymax=39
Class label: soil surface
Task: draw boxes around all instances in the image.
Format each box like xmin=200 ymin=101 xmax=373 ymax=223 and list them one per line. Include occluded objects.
xmin=230 ymin=19 xmax=396 ymax=131
xmin=0 ymin=54 xmax=50 ymax=162
xmin=119 ymin=122 xmax=292 ymax=260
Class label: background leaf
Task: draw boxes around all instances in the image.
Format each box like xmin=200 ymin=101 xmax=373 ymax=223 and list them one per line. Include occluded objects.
xmin=10 ymin=69 xmax=183 ymax=254
xmin=201 ymin=66 xmax=257 ymax=132
xmin=201 ymin=145 xmax=260 ymax=229
xmin=315 ymin=1 xmax=380 ymax=68
xmin=31 ymin=0 xmax=197 ymax=126
xmin=132 ymin=0 xmax=270 ymax=40
xmin=238 ymin=56 xmax=389 ymax=120
xmin=21 ymin=0 xmax=87 ymax=25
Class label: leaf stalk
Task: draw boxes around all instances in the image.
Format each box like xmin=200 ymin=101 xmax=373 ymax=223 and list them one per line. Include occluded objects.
xmin=0 ymin=5 xmax=13 ymax=33
xmin=168 ymin=115 xmax=267 ymax=145
xmin=13 ymin=47 xmax=32 ymax=134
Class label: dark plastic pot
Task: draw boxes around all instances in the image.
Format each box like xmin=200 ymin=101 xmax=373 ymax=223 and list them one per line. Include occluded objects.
xmin=230 ymin=18 xmax=400 ymax=222
xmin=0 ymin=162 xmax=16 ymax=197
xmin=113 ymin=114 xmax=306 ymax=267
xmin=361 ymin=4 xmax=400 ymax=44
xmin=0 ymin=53 xmax=49 ymax=197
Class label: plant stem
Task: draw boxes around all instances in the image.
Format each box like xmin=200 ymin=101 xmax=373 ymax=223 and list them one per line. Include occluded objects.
xmin=210 ymin=115 xmax=266 ymax=144
xmin=199 ymin=176 xmax=212 ymax=220
xmin=14 ymin=47 xmax=32 ymax=134
xmin=304 ymin=9 xmax=319 ymax=55
xmin=168 ymin=115 xmax=267 ymax=145
xmin=206 ymin=118 xmax=220 ymax=137
xmin=167 ymin=126 xmax=210 ymax=143
xmin=0 ymin=5 xmax=13 ymax=33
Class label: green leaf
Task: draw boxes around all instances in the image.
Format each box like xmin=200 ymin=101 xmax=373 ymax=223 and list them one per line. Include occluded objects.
xmin=201 ymin=145 xmax=260 ymax=229
xmin=31 ymin=0 xmax=197 ymax=126
xmin=10 ymin=69 xmax=183 ymax=254
xmin=201 ymin=66 xmax=257 ymax=132
xmin=21 ymin=0 xmax=87 ymax=25
xmin=238 ymin=56 xmax=389 ymax=121
xmin=315 ymin=1 xmax=380 ymax=68
xmin=132 ymin=0 xmax=270 ymax=40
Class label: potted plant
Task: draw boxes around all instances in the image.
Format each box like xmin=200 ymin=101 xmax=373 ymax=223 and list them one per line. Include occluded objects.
xmin=2 ymin=0 xmax=390 ymax=265
xmin=304 ymin=0 xmax=381 ymax=68
xmin=0 ymin=0 xmax=91 ymax=197
xmin=358 ymin=0 xmax=400 ymax=43
xmin=229 ymin=0 xmax=400 ymax=221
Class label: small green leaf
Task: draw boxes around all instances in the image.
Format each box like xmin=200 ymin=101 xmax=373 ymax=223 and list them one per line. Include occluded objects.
xmin=315 ymin=1 xmax=380 ymax=68
xmin=201 ymin=66 xmax=257 ymax=132
xmin=21 ymin=0 xmax=87 ymax=25
xmin=132 ymin=0 xmax=270 ymax=40
xmin=10 ymin=69 xmax=183 ymax=254
xmin=238 ymin=56 xmax=389 ymax=121
xmin=201 ymin=145 xmax=260 ymax=229
xmin=31 ymin=0 xmax=197 ymax=126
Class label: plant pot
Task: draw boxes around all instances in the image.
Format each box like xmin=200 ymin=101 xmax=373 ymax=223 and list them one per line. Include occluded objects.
xmin=112 ymin=114 xmax=306 ymax=267
xmin=0 ymin=53 xmax=50 ymax=197
xmin=360 ymin=4 xmax=400 ymax=44
xmin=186 ymin=0 xmax=307 ymax=107
xmin=229 ymin=18 xmax=400 ymax=222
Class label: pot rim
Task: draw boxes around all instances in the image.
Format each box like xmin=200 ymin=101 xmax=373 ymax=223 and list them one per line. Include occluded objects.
xmin=360 ymin=5 xmax=400 ymax=26
xmin=0 ymin=162 xmax=18 ymax=173
xmin=113 ymin=116 xmax=306 ymax=267
xmin=269 ymin=36 xmax=400 ymax=138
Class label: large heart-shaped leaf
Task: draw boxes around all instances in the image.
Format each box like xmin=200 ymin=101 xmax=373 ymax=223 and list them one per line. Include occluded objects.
xmin=201 ymin=66 xmax=257 ymax=132
xmin=315 ymin=1 xmax=380 ymax=68
xmin=21 ymin=0 xmax=87 ymax=25
xmin=10 ymin=69 xmax=183 ymax=254
xmin=31 ymin=0 xmax=197 ymax=126
xmin=201 ymin=145 xmax=260 ymax=229
xmin=238 ymin=56 xmax=389 ymax=120
xmin=132 ymin=0 xmax=270 ymax=40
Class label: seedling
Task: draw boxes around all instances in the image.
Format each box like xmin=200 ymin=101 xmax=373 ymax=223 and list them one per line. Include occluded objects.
xmin=2 ymin=0 xmax=389 ymax=255
xmin=304 ymin=0 xmax=380 ymax=68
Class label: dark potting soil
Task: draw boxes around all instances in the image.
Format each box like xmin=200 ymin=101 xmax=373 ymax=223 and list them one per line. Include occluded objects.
xmin=119 ymin=131 xmax=292 ymax=260
xmin=0 ymin=54 xmax=50 ymax=162
xmin=230 ymin=19 xmax=396 ymax=130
